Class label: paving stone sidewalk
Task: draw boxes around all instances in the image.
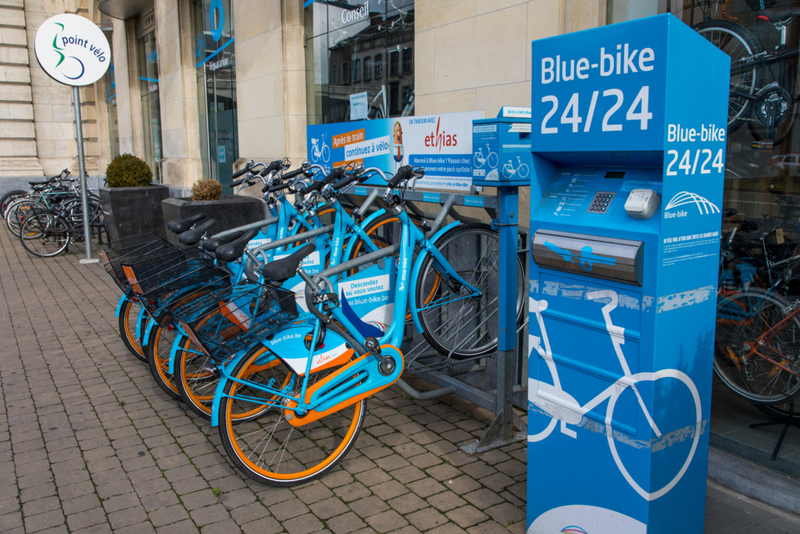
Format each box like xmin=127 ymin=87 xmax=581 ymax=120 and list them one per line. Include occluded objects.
xmin=1 ymin=228 xmax=799 ymax=534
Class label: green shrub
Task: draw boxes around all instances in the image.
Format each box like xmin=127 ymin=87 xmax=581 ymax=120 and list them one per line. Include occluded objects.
xmin=105 ymin=154 xmax=153 ymax=187
xmin=191 ymin=178 xmax=222 ymax=201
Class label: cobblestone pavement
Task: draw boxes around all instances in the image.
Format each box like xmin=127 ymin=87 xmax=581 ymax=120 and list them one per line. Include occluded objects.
xmin=1 ymin=228 xmax=799 ymax=534
xmin=0 ymin=229 xmax=527 ymax=534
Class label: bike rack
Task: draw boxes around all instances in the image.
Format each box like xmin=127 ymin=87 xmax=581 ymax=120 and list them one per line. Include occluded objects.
xmin=350 ymin=184 xmax=528 ymax=453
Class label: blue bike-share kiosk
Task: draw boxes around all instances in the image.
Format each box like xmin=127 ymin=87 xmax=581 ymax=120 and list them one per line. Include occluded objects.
xmin=526 ymin=15 xmax=729 ymax=533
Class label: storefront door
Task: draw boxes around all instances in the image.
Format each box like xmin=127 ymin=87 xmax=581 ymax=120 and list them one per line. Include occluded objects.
xmin=194 ymin=0 xmax=238 ymax=193
xmin=203 ymin=64 xmax=237 ymax=191
xmin=137 ymin=25 xmax=162 ymax=183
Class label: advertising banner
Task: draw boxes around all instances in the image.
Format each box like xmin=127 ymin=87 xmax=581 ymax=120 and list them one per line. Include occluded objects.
xmin=307 ymin=111 xmax=483 ymax=191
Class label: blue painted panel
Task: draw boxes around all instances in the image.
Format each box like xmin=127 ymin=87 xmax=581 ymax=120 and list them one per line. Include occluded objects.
xmin=527 ymin=14 xmax=729 ymax=534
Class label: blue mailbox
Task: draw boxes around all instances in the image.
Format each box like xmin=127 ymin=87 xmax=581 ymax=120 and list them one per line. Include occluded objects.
xmin=527 ymin=14 xmax=729 ymax=533
xmin=472 ymin=107 xmax=532 ymax=187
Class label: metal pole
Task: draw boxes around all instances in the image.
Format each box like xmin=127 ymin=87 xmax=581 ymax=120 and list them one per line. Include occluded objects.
xmin=73 ymin=86 xmax=98 ymax=264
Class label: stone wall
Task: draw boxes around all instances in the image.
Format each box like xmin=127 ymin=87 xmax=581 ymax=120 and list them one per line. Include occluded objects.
xmin=0 ymin=0 xmax=109 ymax=182
xmin=232 ymin=0 xmax=307 ymax=169
xmin=414 ymin=0 xmax=606 ymax=118
xmin=0 ymin=0 xmax=41 ymax=177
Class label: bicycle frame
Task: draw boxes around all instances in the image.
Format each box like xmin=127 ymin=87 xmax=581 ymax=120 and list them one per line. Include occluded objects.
xmin=716 ymin=292 xmax=800 ymax=379
xmin=208 ymin=185 xmax=482 ymax=426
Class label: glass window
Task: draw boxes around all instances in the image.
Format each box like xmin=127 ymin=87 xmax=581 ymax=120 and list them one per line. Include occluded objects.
xmin=193 ymin=0 xmax=239 ymax=191
xmin=402 ymin=47 xmax=413 ymax=74
xmin=103 ymin=57 xmax=119 ymax=159
xmin=137 ymin=30 xmax=162 ymax=183
xmin=389 ymin=49 xmax=399 ymax=76
xmin=304 ymin=1 xmax=414 ymax=125
xmin=608 ymin=0 xmax=800 ymax=484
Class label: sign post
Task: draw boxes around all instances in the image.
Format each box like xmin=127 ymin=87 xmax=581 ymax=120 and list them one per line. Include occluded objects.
xmin=34 ymin=14 xmax=111 ymax=263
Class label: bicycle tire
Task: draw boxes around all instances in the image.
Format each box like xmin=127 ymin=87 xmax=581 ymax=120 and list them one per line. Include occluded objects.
xmin=18 ymin=211 xmax=69 ymax=257
xmin=715 ymin=289 xmax=800 ymax=404
xmin=175 ymin=335 xmax=277 ymax=423
xmin=415 ymin=224 xmax=525 ymax=359
xmin=171 ymin=305 xmax=232 ymax=420
xmin=694 ymin=19 xmax=764 ymax=133
xmin=6 ymin=199 xmax=38 ymax=237
xmin=144 ymin=323 xmax=181 ymax=400
xmin=755 ymin=400 xmax=800 ymax=424
xmin=1 ymin=190 xmax=26 ymax=218
xmin=119 ymin=297 xmax=147 ymax=361
xmin=219 ymin=345 xmax=364 ymax=486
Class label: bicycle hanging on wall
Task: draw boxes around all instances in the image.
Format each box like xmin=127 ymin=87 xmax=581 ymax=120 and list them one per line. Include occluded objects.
xmin=693 ymin=0 xmax=800 ymax=148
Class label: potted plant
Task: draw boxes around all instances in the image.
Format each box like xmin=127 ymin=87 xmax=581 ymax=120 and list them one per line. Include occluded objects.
xmin=99 ymin=154 xmax=170 ymax=243
xmin=161 ymin=177 xmax=264 ymax=247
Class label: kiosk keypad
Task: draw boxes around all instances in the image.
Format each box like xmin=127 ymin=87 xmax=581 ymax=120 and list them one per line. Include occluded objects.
xmin=588 ymin=191 xmax=615 ymax=213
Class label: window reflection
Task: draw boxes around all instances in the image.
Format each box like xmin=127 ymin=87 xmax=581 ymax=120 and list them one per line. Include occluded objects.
xmin=305 ymin=1 xmax=415 ymax=125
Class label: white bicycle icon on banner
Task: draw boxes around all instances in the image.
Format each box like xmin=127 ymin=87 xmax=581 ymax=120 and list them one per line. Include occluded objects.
xmin=502 ymin=156 xmax=529 ymax=179
xmin=310 ymin=134 xmax=331 ymax=163
xmin=473 ymin=143 xmax=498 ymax=169
xmin=529 ymin=289 xmax=702 ymax=501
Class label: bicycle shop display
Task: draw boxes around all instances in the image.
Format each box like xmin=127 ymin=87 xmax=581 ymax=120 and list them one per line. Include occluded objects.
xmin=526 ymin=14 xmax=728 ymax=533
xmin=694 ymin=0 xmax=800 ymax=149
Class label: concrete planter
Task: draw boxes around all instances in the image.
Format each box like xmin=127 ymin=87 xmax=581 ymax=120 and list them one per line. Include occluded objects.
xmin=161 ymin=195 xmax=265 ymax=246
xmin=99 ymin=185 xmax=170 ymax=244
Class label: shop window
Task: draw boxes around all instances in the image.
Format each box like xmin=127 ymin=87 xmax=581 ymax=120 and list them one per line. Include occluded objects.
xmin=305 ymin=1 xmax=414 ymax=125
xmin=607 ymin=0 xmax=800 ymax=485
xmin=389 ymin=50 xmax=399 ymax=76
xmin=402 ymin=47 xmax=413 ymax=74
xmin=389 ymin=82 xmax=399 ymax=116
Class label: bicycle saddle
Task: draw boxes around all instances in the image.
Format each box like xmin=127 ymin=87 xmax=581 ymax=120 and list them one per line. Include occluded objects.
xmin=214 ymin=228 xmax=259 ymax=262
xmin=260 ymin=243 xmax=316 ymax=284
xmin=178 ymin=219 xmax=216 ymax=246
xmin=167 ymin=213 xmax=206 ymax=234
xmin=201 ymin=229 xmax=247 ymax=253
xmin=757 ymin=7 xmax=800 ymax=22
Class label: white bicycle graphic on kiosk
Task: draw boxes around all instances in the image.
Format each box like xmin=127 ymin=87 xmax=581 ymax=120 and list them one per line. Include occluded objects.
xmin=501 ymin=155 xmax=529 ymax=179
xmin=473 ymin=143 xmax=498 ymax=169
xmin=310 ymin=134 xmax=331 ymax=164
xmin=528 ymin=289 xmax=702 ymax=501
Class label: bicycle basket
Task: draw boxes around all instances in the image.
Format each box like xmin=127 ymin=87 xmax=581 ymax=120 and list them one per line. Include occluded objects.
xmin=101 ymin=233 xmax=178 ymax=291
xmin=122 ymin=254 xmax=223 ymax=300
xmin=142 ymin=276 xmax=233 ymax=326
xmin=176 ymin=283 xmax=299 ymax=360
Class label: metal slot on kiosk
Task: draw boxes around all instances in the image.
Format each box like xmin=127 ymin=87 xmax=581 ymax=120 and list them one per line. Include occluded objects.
xmin=531 ymin=230 xmax=643 ymax=285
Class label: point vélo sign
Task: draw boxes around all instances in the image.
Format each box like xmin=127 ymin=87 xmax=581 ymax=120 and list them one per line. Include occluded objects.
xmin=34 ymin=14 xmax=111 ymax=87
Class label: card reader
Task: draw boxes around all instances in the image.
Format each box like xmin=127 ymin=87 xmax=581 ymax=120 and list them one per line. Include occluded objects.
xmin=624 ymin=189 xmax=660 ymax=219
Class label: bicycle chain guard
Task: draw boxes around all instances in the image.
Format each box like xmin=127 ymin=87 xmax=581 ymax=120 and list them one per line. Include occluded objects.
xmin=283 ymin=344 xmax=403 ymax=427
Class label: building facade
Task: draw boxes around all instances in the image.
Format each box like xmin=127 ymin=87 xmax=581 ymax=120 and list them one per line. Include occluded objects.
xmin=2 ymin=0 xmax=800 ymax=485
